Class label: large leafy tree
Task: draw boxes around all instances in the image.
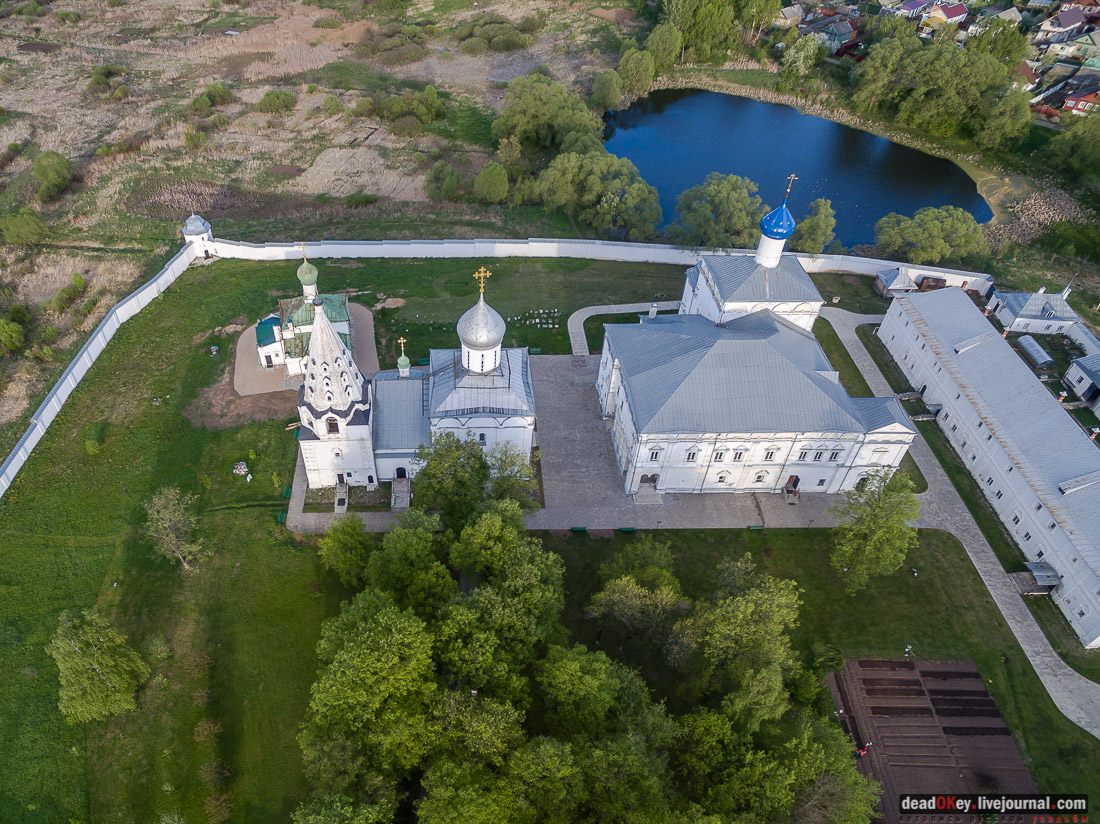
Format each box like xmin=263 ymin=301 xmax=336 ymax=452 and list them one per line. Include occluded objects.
xmin=875 ymin=205 xmax=989 ymax=265
xmin=830 ymin=467 xmax=921 ymax=594
xmin=535 ymin=150 xmax=662 ymax=240
xmin=412 ymin=432 xmax=492 ymax=533
xmin=790 ymin=198 xmax=836 ymax=254
xmin=318 ymin=514 xmax=373 ymax=586
xmin=0 ymin=207 xmax=47 ymax=245
xmin=46 ymin=608 xmax=150 ymax=723
xmin=492 ymin=73 xmax=604 ymax=149
xmin=367 ymin=510 xmax=456 ymax=619
xmin=645 ymin=22 xmax=683 ymax=73
xmin=966 ymin=18 xmax=1028 ymax=68
xmin=673 ymin=172 xmax=766 ymax=248
xmin=1051 ymin=113 xmax=1100 ymax=182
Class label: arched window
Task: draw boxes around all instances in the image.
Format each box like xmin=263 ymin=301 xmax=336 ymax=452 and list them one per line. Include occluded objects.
xmin=327 ymin=418 xmax=339 ymax=434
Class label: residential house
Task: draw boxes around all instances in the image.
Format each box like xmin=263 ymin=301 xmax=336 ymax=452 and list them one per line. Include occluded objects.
xmin=1013 ymin=60 xmax=1041 ymax=91
xmin=1037 ymin=7 xmax=1088 ymax=43
xmin=777 ymin=4 xmax=804 ymax=27
xmin=895 ymin=0 xmax=929 ymax=17
xmin=1066 ymin=88 xmax=1100 ymax=112
xmin=988 ymin=287 xmax=1078 ymax=333
xmin=1066 ymin=353 xmax=1100 ymax=413
xmin=1049 ymin=28 xmax=1100 ymax=59
xmin=1063 ymin=0 xmax=1100 ymax=19
xmin=922 ymin=1 xmax=968 ymax=30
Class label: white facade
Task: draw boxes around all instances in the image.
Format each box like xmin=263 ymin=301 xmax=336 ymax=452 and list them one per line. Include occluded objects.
xmin=989 ymin=287 xmax=1078 ymax=335
xmin=881 ymin=289 xmax=1100 ymax=649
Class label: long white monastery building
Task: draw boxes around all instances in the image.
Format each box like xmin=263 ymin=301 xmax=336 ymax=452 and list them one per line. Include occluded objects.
xmin=880 ymin=287 xmax=1100 ymax=648
xmin=597 ymin=190 xmax=916 ymax=497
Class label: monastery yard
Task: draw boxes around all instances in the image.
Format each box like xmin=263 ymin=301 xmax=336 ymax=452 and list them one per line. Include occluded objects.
xmin=0 ymin=252 xmax=1098 ymax=822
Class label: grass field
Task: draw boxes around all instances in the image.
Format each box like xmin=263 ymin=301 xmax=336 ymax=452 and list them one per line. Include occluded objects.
xmin=810 ymin=271 xmax=891 ymax=315
xmin=545 ymin=528 xmax=1100 ymax=798
xmin=813 ymin=318 xmax=927 ymax=493
xmin=0 ymin=253 xmax=684 ymax=821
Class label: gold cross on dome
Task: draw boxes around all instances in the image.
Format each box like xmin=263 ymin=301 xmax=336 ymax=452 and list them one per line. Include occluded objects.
xmin=785 ymin=174 xmax=798 ymax=197
xmin=473 ymin=266 xmax=492 ymax=294
xmin=300 ymin=241 xmax=308 ymax=261
xmin=397 ymin=336 xmax=407 ymax=356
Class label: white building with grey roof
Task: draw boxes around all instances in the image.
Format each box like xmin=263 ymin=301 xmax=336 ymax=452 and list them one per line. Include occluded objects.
xmin=599 ymin=192 xmax=915 ymax=498
xmin=880 ymin=287 xmax=1100 ymax=648
xmin=989 ymin=286 xmax=1078 ymax=334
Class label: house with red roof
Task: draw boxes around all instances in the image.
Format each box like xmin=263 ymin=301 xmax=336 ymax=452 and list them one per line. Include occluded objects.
xmin=923 ymin=1 xmax=968 ymax=29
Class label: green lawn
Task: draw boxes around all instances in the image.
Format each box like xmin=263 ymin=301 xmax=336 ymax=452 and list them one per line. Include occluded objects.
xmin=810 ymin=271 xmax=891 ymax=315
xmin=813 ymin=318 xmax=927 ymax=492
xmin=0 ymin=261 xmax=351 ymax=823
xmin=858 ymin=321 xmax=1100 ymax=681
xmin=545 ymin=528 xmax=1100 ymax=798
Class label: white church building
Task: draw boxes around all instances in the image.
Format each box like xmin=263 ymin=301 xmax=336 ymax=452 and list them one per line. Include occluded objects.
xmin=596 ymin=188 xmax=916 ymax=496
xmin=284 ymin=263 xmax=535 ymax=490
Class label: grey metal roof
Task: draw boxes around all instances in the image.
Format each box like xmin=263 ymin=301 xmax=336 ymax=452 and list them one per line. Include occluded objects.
xmin=898 ymin=288 xmax=1100 ymax=569
xmin=605 ymin=312 xmax=913 ymax=436
xmin=994 ymin=289 xmax=1076 ymax=323
xmin=372 ymin=373 xmax=430 ymax=451
xmin=877 ymin=267 xmax=917 ymax=291
xmin=696 ymin=254 xmax=822 ymax=305
xmin=428 ymin=347 xmax=535 ymax=418
xmin=1074 ymin=352 xmax=1100 ymax=385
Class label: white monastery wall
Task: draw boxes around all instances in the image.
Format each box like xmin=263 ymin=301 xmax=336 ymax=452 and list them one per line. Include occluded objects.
xmin=0 ymin=232 xmax=995 ymax=500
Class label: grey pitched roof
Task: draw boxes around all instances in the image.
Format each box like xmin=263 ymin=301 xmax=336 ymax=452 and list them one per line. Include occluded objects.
xmin=428 ymin=348 xmax=535 ymax=418
xmin=898 ymin=288 xmax=1100 ymax=569
xmin=994 ymin=289 xmax=1076 ymax=322
xmin=877 ymin=267 xmax=917 ymax=291
xmin=1074 ymin=352 xmax=1100 ymax=385
xmin=605 ymin=312 xmax=913 ymax=436
xmin=372 ymin=373 xmax=430 ymax=451
xmin=696 ymin=254 xmax=823 ymax=305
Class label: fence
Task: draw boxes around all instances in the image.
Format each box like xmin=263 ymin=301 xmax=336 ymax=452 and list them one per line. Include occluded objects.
xmin=0 ymin=229 xmax=997 ymax=499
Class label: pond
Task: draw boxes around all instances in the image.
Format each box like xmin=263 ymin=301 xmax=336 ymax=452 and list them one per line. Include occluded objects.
xmin=603 ymin=88 xmax=993 ymax=247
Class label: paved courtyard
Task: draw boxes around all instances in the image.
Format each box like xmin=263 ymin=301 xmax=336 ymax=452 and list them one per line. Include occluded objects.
xmin=526 ymin=355 xmax=839 ymax=530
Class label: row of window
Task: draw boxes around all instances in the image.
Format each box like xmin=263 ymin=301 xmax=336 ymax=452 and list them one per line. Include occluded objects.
xmin=649 ymin=448 xmax=843 ymax=463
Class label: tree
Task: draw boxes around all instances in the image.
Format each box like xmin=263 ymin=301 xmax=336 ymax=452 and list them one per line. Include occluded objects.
xmin=781 ymin=34 xmax=821 ymax=83
xmin=536 ymin=644 xmax=623 ymax=735
xmin=486 ymin=442 xmax=538 ymax=508
xmin=0 ymin=317 xmax=24 ymax=354
xmin=590 ymin=70 xmax=623 ymax=110
xmin=45 ymin=608 xmax=150 ymax=723
xmin=367 ymin=510 xmax=456 ymax=619
xmin=434 ymin=689 xmax=525 ymax=766
xmin=672 ymin=173 xmax=766 ymax=248
xmin=473 ymin=162 xmax=509 ymax=203
xmin=966 ymin=18 xmax=1027 ymax=68
xmin=859 ymin=14 xmax=917 ymax=45
xmin=736 ymin=0 xmax=782 ymax=40
xmin=665 ymin=0 xmax=736 ymax=63
xmin=492 ymin=74 xmax=604 ymax=149
xmin=33 ymin=150 xmax=73 ymax=202
xmin=830 ymin=467 xmax=920 ymax=594
xmin=318 ymin=514 xmax=374 ymax=587
xmin=645 ymin=23 xmax=683 ymax=74
xmin=789 ymin=198 xmax=836 ymax=254
xmin=534 ymin=150 xmax=662 ymax=240
xmin=298 ymin=592 xmax=438 ymax=793
xmin=0 ymin=208 xmax=47 ymax=245
xmin=972 ymin=88 xmax=1031 ymax=151
xmin=1052 ymin=113 xmax=1100 ymax=181
xmin=874 ymin=205 xmax=989 ymax=265
xmin=412 ymin=432 xmax=491 ymax=533
xmin=143 ymin=486 xmax=205 ymax=570
xmin=618 ymin=48 xmax=655 ymax=97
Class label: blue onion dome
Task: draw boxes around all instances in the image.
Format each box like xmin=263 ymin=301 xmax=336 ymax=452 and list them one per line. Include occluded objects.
xmin=759 ymin=198 xmax=797 ymax=240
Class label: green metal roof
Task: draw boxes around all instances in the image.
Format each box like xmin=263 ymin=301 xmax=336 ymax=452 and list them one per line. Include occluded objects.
xmin=278 ymin=293 xmax=349 ymax=328
xmin=284 ymin=330 xmax=351 ymax=360
xmin=256 ymin=316 xmax=279 ymax=347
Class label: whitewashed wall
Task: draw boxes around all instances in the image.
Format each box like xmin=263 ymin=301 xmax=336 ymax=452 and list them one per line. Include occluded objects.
xmin=0 ymin=231 xmax=997 ymax=499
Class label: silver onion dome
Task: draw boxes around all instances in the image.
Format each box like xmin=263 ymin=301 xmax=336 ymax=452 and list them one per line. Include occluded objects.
xmin=457 ymin=294 xmax=506 ymax=350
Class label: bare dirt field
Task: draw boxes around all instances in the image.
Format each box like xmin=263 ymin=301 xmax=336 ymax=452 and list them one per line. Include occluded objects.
xmin=184 ymin=358 xmax=297 ymax=430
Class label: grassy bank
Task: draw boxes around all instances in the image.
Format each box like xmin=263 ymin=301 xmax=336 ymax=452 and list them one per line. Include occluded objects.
xmin=546 ymin=527 xmax=1100 ymax=797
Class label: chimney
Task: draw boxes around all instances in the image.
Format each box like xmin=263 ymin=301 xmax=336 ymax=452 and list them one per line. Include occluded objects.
xmin=1061 ymin=285 xmax=1073 ymax=300
xmin=648 ymin=303 xmax=658 ymax=319
xmin=1038 ymin=286 xmax=1047 ymax=294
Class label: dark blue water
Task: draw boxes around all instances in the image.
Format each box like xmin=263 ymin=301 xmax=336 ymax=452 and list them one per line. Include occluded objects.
xmin=603 ymin=89 xmax=993 ymax=247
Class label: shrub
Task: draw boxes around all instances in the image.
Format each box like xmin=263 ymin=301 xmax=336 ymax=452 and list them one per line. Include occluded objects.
xmin=194 ymin=717 xmax=222 ymax=744
xmin=377 ymin=42 xmax=426 ymax=65
xmin=210 ymin=113 xmax=229 ymax=130
xmin=49 ymin=272 xmax=86 ymax=315
xmin=473 ymin=161 xmax=508 ymax=203
xmin=111 ymin=84 xmax=131 ymax=101
xmin=184 ymin=127 xmax=207 ymax=151
xmin=490 ymin=31 xmax=534 ymax=51
xmin=390 ymin=114 xmax=422 ymax=136
xmin=189 ymin=94 xmax=214 ymax=117
xmin=257 ymin=89 xmax=296 ymax=114
xmin=0 ymin=208 xmax=47 ymax=245
xmin=313 ymin=16 xmax=341 ymax=28
xmin=320 ymin=94 xmax=344 ymax=116
xmin=591 ymin=70 xmax=622 ymax=110
xmin=427 ymin=160 xmax=462 ymax=200
xmin=353 ymin=97 xmax=374 ymax=117
xmin=36 ymin=323 xmax=59 ymax=344
xmin=461 ymin=36 xmax=488 ymax=56
xmin=7 ymin=304 xmax=28 ymax=324
xmin=379 ymin=86 xmax=444 ymax=124
xmin=34 ymin=151 xmax=74 ymax=202
xmin=6 ymin=143 xmax=21 ymax=154
xmin=75 ymin=295 xmax=101 ymax=320
xmin=618 ymin=48 xmax=655 ymax=97
xmin=345 ymin=191 xmax=378 ymax=207
xmin=0 ymin=318 xmax=24 ymax=354
xmin=204 ymin=82 xmax=233 ymax=105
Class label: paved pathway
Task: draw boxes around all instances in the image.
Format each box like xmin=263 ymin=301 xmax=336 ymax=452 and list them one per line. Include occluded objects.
xmin=821 ymin=307 xmax=1100 ymax=740
xmin=348 ymin=302 xmax=379 ymax=374
xmin=567 ymin=301 xmax=680 ymax=356
xmin=232 ymin=324 xmax=287 ymax=396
